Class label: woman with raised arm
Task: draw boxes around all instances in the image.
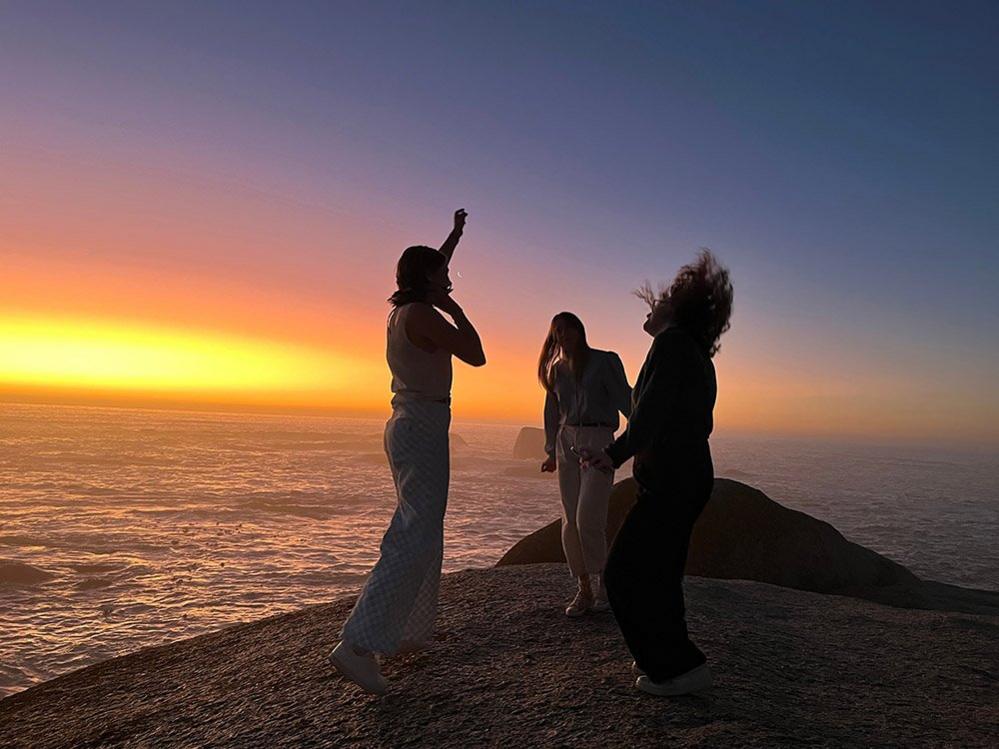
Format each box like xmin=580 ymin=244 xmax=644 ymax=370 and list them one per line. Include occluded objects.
xmin=538 ymin=313 xmax=631 ymax=617
xmin=329 ymin=209 xmax=485 ymax=695
xmin=583 ymin=250 xmax=732 ymax=697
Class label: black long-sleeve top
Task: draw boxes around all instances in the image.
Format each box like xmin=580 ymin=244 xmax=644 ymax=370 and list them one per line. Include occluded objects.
xmin=604 ymin=326 xmax=716 ymax=489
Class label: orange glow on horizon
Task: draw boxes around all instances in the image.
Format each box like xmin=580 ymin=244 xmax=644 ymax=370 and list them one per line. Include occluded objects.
xmin=1 ymin=309 xmax=996 ymax=443
xmin=1 ymin=240 xmax=994 ymax=441
xmin=0 ymin=313 xmax=388 ymax=410
xmin=0 ymin=311 xmax=550 ymax=422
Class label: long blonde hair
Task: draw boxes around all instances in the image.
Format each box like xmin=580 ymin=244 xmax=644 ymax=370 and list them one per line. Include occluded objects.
xmin=538 ymin=312 xmax=590 ymax=391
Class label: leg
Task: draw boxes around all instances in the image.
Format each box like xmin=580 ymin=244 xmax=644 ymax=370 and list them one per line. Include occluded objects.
xmin=556 ymin=427 xmax=586 ymax=578
xmin=651 ymin=504 xmax=706 ymax=679
xmin=340 ymin=405 xmax=450 ymax=655
xmin=605 ymin=488 xmax=706 ymax=682
xmin=604 ymin=492 xmax=664 ymax=668
xmin=399 ymin=526 xmax=444 ymax=646
xmin=575 ymin=427 xmax=615 ymax=575
xmin=654 ymin=460 xmax=714 ymax=679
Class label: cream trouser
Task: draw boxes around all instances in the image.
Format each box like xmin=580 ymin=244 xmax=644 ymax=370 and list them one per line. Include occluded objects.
xmin=556 ymin=425 xmax=615 ymax=577
xmin=339 ymin=399 xmax=450 ymax=654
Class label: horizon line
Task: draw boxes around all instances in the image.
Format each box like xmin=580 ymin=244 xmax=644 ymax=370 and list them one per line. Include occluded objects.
xmin=3 ymin=394 xmax=997 ymax=455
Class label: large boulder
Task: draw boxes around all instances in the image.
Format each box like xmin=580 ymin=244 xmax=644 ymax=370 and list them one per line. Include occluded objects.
xmin=496 ymin=478 xmax=948 ymax=605
xmin=512 ymin=427 xmax=547 ymax=460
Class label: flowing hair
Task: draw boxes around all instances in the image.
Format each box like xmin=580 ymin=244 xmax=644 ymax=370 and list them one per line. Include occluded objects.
xmin=537 ymin=312 xmax=590 ymax=391
xmin=388 ymin=245 xmax=450 ymax=307
xmin=637 ymin=249 xmax=733 ymax=357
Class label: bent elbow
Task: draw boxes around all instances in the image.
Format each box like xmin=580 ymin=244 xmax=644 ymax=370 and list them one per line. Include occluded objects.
xmin=457 ymin=346 xmax=486 ymax=367
xmin=467 ymin=347 xmax=486 ymax=367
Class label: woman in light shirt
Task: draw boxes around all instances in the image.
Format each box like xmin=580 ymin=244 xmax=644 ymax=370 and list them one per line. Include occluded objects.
xmin=539 ymin=312 xmax=631 ymax=617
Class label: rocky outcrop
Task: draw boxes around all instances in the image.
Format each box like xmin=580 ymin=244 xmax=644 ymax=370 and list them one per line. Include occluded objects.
xmin=512 ymin=426 xmax=546 ymax=459
xmin=1 ymin=565 xmax=996 ymax=747
xmin=498 ymin=478 xmax=999 ymax=615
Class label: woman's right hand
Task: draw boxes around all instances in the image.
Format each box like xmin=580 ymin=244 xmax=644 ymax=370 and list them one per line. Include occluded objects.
xmin=541 ymin=455 xmax=556 ymax=473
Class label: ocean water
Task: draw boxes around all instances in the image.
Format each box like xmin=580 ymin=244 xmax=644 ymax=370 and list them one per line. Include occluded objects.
xmin=1 ymin=403 xmax=996 ymax=698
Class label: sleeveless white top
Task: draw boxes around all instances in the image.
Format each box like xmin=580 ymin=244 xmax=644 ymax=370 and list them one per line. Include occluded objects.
xmin=387 ymin=303 xmax=452 ymax=404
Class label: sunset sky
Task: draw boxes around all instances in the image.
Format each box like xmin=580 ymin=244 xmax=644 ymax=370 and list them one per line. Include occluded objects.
xmin=2 ymin=1 xmax=997 ymax=445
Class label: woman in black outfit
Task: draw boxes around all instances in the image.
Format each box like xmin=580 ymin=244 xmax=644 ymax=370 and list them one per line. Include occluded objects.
xmin=583 ymin=250 xmax=733 ymax=697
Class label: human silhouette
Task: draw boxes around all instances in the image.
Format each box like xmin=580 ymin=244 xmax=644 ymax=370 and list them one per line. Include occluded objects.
xmin=583 ymin=250 xmax=732 ymax=696
xmin=329 ymin=209 xmax=485 ymax=694
xmin=538 ymin=312 xmax=631 ymax=617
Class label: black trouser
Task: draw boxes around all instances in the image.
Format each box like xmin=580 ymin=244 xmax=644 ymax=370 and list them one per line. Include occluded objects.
xmin=604 ymin=447 xmax=713 ymax=683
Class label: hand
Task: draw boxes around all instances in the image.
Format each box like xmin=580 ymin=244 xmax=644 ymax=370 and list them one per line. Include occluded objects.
xmin=427 ymin=287 xmax=463 ymax=317
xmin=541 ymin=455 xmax=556 ymax=473
xmin=453 ymin=208 xmax=467 ymax=232
xmin=580 ymin=448 xmax=613 ymax=473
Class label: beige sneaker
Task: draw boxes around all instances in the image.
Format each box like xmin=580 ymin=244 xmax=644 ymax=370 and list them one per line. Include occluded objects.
xmin=328 ymin=641 xmax=387 ymax=695
xmin=565 ymin=589 xmax=593 ymax=618
xmin=635 ymin=663 xmax=712 ymax=696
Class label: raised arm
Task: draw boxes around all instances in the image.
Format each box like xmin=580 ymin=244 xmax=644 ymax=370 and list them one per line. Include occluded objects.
xmin=438 ymin=209 xmax=467 ymax=263
xmin=406 ymin=293 xmax=486 ymax=367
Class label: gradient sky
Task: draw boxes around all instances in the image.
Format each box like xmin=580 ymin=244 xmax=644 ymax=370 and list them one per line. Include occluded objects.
xmin=2 ymin=1 xmax=997 ymax=445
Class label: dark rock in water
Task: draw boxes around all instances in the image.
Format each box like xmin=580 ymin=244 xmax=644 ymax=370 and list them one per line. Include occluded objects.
xmin=0 ymin=561 xmax=56 ymax=587
xmin=497 ymin=478 xmax=999 ymax=615
xmin=512 ymin=427 xmax=546 ymax=459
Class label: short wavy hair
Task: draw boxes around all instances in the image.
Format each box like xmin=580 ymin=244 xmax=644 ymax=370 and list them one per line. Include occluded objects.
xmin=637 ymin=249 xmax=733 ymax=357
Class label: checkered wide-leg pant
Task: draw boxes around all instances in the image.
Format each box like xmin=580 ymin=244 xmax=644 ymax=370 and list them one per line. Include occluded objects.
xmin=340 ymin=399 xmax=450 ymax=655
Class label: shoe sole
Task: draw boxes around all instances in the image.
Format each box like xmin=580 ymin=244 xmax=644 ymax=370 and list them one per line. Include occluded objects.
xmin=328 ymin=649 xmax=387 ymax=695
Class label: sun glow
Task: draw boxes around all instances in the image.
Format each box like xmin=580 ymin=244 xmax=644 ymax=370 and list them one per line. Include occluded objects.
xmin=0 ymin=314 xmax=385 ymax=407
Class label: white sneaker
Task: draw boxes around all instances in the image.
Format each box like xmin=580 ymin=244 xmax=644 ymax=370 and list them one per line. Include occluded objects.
xmin=565 ymin=589 xmax=593 ymax=618
xmin=328 ymin=641 xmax=387 ymax=695
xmin=635 ymin=663 xmax=712 ymax=696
